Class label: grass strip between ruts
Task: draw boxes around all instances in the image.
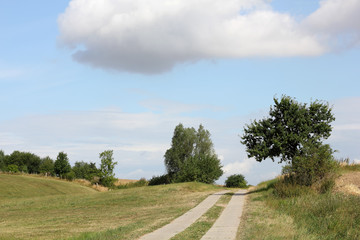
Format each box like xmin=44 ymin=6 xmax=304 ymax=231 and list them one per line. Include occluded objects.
xmin=170 ymin=192 xmax=234 ymax=240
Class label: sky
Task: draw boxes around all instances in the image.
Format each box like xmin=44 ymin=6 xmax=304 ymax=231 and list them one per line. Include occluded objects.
xmin=1 ymin=0 xmax=360 ymax=185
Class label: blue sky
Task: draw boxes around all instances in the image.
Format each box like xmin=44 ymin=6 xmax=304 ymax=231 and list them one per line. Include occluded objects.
xmin=1 ymin=0 xmax=360 ymax=185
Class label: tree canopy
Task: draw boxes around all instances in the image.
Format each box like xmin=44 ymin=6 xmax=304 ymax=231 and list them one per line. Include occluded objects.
xmin=225 ymin=174 xmax=247 ymax=188
xmin=241 ymin=96 xmax=335 ymax=163
xmin=99 ymin=150 xmax=117 ymax=187
xmin=164 ymin=124 xmax=223 ymax=184
xmin=54 ymin=152 xmax=71 ymax=178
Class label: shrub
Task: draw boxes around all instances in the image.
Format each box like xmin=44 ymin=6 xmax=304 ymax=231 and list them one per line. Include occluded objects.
xmin=283 ymin=143 xmax=338 ymax=186
xmin=7 ymin=164 xmax=19 ymax=173
xmin=148 ymin=174 xmax=171 ymax=186
xmin=225 ymin=174 xmax=247 ymax=188
xmin=64 ymin=171 xmax=76 ymax=181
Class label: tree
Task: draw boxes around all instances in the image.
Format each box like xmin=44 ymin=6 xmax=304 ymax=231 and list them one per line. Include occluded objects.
xmin=39 ymin=157 xmax=55 ymax=176
xmin=4 ymin=151 xmax=41 ymax=174
xmin=99 ymin=150 xmax=117 ymax=187
xmin=164 ymin=124 xmax=197 ymax=175
xmin=73 ymin=161 xmax=99 ymax=181
xmin=54 ymin=152 xmax=71 ymax=178
xmin=225 ymin=174 xmax=247 ymax=188
xmin=0 ymin=150 xmax=5 ymax=171
xmin=241 ymin=96 xmax=335 ymax=164
xmin=164 ymin=124 xmax=223 ymax=183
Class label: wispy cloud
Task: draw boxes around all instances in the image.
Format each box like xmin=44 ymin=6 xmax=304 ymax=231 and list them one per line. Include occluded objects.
xmin=1 ymin=96 xmax=359 ymax=184
xmin=0 ymin=69 xmax=23 ymax=79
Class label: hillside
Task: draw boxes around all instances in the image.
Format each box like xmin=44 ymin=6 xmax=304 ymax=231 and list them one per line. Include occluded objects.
xmin=238 ymin=166 xmax=360 ymax=240
xmin=0 ymin=175 xmax=220 ymax=240
xmin=0 ymin=174 xmax=97 ymax=200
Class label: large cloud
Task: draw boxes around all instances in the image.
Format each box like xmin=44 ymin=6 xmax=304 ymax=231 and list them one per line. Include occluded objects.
xmin=58 ymin=0 xmax=327 ymax=74
xmin=304 ymin=0 xmax=360 ymax=49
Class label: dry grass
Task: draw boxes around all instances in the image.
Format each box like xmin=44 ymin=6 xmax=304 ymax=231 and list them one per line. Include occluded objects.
xmin=334 ymin=171 xmax=360 ymax=196
xmin=236 ymin=182 xmax=317 ymax=240
xmin=114 ymin=179 xmax=139 ymax=186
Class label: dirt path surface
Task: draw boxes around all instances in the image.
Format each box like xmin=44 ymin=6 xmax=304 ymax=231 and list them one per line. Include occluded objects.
xmin=138 ymin=190 xmax=229 ymax=240
xmin=335 ymin=171 xmax=360 ymax=196
xmin=201 ymin=189 xmax=247 ymax=240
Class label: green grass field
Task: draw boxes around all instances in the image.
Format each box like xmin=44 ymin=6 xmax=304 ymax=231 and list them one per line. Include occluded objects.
xmin=0 ymin=174 xmax=221 ymax=240
xmin=0 ymin=174 xmax=96 ymax=199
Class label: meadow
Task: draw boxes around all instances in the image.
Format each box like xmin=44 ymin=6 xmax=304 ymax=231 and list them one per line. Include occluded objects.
xmin=0 ymin=174 xmax=221 ymax=240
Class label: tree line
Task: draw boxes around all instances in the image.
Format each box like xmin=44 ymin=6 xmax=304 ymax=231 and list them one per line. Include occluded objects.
xmin=0 ymin=150 xmax=117 ymax=187
xmin=1 ymin=95 xmax=337 ymax=189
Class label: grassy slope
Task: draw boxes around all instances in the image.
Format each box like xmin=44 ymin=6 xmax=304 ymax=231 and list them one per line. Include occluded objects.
xmin=0 ymin=174 xmax=221 ymax=240
xmin=0 ymin=174 xmax=96 ymax=199
xmin=238 ymin=167 xmax=360 ymax=240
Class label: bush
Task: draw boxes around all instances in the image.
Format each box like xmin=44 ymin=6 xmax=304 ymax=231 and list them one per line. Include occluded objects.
xmin=148 ymin=174 xmax=171 ymax=186
xmin=64 ymin=171 xmax=76 ymax=181
xmin=100 ymin=176 xmax=117 ymax=188
xmin=225 ymin=174 xmax=247 ymax=188
xmin=283 ymin=143 xmax=338 ymax=186
xmin=7 ymin=164 xmax=19 ymax=173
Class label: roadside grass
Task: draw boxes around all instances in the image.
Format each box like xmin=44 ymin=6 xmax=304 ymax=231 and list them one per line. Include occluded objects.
xmin=237 ymin=180 xmax=316 ymax=240
xmin=270 ymin=192 xmax=360 ymax=239
xmin=170 ymin=192 xmax=233 ymax=240
xmin=0 ymin=175 xmax=221 ymax=240
xmin=237 ymin=177 xmax=360 ymax=240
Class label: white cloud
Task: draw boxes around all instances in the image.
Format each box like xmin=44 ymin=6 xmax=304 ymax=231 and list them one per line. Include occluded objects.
xmin=58 ymin=0 xmax=325 ymax=74
xmin=223 ymin=158 xmax=254 ymax=175
xmin=303 ymin=0 xmax=360 ymax=49
xmin=258 ymin=171 xmax=279 ymax=182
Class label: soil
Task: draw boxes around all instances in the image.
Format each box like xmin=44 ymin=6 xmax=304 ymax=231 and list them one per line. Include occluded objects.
xmin=335 ymin=172 xmax=360 ymax=196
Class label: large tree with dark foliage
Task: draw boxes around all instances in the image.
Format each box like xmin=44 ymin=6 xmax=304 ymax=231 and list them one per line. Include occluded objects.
xmin=73 ymin=161 xmax=99 ymax=181
xmin=241 ymin=95 xmax=335 ymax=164
xmin=4 ymin=151 xmax=41 ymax=173
xmin=164 ymin=124 xmax=223 ymax=184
